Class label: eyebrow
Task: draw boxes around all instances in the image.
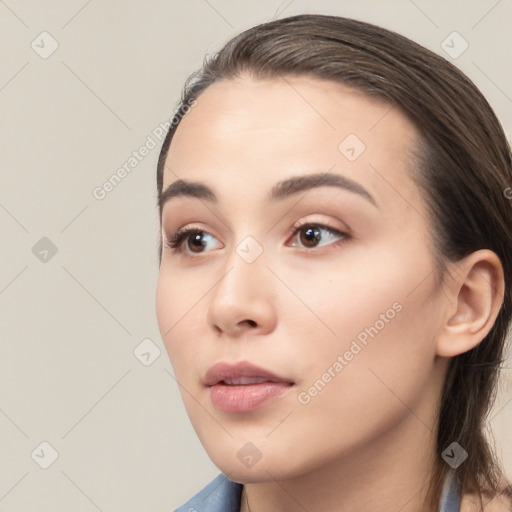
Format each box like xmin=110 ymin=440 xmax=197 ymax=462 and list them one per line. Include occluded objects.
xmin=159 ymin=172 xmax=377 ymax=213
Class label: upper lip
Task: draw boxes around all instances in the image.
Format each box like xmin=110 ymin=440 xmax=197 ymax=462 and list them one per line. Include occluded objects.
xmin=204 ymin=361 xmax=294 ymax=386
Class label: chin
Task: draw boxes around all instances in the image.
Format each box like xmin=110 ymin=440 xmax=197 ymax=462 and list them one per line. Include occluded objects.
xmin=221 ymin=466 xmax=293 ymax=485
xmin=209 ymin=448 xmax=311 ymax=485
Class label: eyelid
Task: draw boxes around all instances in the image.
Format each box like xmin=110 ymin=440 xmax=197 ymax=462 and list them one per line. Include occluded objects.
xmin=287 ymin=216 xmax=350 ymax=237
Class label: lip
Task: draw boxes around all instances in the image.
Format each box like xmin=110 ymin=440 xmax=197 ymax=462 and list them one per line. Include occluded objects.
xmin=204 ymin=361 xmax=294 ymax=413
xmin=204 ymin=361 xmax=293 ymax=386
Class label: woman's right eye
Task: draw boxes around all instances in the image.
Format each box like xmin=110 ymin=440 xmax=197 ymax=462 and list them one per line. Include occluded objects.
xmin=165 ymin=227 xmax=222 ymax=255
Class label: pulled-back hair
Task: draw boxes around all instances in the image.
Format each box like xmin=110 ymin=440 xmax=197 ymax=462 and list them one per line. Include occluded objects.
xmin=156 ymin=14 xmax=512 ymax=510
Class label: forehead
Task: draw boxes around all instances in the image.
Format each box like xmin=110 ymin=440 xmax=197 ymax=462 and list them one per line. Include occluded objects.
xmin=161 ymin=75 xmax=425 ymax=216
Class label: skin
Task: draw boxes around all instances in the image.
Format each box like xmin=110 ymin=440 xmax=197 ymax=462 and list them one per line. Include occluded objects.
xmin=155 ymin=75 xmax=505 ymax=512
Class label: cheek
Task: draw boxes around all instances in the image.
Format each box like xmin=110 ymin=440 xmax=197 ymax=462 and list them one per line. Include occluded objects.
xmin=287 ymin=295 xmax=439 ymax=462
xmin=155 ymin=271 xmax=201 ymax=366
xmin=288 ymin=246 xmax=440 ymax=389
xmin=155 ymin=274 xmax=173 ymax=351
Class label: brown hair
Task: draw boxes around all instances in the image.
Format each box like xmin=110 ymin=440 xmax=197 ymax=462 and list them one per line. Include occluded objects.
xmin=156 ymin=14 xmax=512 ymax=511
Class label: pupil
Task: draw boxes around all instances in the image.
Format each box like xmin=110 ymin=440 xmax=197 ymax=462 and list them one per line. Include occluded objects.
xmin=189 ymin=233 xmax=205 ymax=251
xmin=302 ymin=227 xmax=320 ymax=247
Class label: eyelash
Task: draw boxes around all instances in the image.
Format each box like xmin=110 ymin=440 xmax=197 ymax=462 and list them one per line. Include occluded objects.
xmin=164 ymin=220 xmax=350 ymax=255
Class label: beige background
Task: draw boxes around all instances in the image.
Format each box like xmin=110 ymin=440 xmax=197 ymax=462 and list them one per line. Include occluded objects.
xmin=0 ymin=0 xmax=511 ymax=510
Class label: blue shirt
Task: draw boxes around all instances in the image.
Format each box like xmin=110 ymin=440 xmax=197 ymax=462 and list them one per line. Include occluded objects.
xmin=174 ymin=469 xmax=460 ymax=512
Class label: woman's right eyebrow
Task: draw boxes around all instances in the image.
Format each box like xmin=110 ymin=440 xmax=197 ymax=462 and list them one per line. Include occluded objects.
xmin=159 ymin=171 xmax=378 ymax=213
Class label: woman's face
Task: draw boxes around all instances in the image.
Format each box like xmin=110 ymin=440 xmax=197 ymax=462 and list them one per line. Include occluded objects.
xmin=156 ymin=75 xmax=450 ymax=482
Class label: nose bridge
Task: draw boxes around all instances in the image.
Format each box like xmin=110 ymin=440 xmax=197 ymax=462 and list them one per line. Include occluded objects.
xmin=207 ymin=232 xmax=275 ymax=334
xmin=212 ymin=233 xmax=267 ymax=303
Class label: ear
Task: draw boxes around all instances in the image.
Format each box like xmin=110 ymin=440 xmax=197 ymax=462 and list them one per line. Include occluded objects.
xmin=436 ymin=249 xmax=505 ymax=358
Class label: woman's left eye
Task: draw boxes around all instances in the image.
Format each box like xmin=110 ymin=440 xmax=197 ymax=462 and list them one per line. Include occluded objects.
xmin=288 ymin=222 xmax=348 ymax=250
xmin=164 ymin=223 xmax=348 ymax=255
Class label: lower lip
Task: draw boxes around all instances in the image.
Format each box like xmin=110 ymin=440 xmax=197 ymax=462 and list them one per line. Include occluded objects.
xmin=209 ymin=382 xmax=292 ymax=412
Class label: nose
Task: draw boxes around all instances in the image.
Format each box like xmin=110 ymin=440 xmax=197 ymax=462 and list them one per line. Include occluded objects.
xmin=206 ymin=242 xmax=277 ymax=337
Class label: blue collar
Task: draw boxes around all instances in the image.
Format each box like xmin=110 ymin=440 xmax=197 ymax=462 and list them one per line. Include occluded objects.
xmin=439 ymin=469 xmax=460 ymax=512
xmin=174 ymin=470 xmax=460 ymax=512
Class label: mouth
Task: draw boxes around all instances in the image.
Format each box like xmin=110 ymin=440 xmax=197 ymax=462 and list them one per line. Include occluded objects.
xmin=219 ymin=376 xmax=286 ymax=385
xmin=204 ymin=361 xmax=294 ymax=386
xmin=204 ymin=361 xmax=295 ymax=412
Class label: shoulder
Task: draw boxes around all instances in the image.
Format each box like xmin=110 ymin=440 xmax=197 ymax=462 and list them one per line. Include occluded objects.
xmin=460 ymin=488 xmax=512 ymax=512
xmin=173 ymin=473 xmax=243 ymax=512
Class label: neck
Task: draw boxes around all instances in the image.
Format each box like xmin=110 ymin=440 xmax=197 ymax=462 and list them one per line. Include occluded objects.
xmin=239 ymin=396 xmax=441 ymax=512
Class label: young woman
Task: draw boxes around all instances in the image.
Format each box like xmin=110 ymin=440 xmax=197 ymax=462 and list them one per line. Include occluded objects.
xmin=154 ymin=14 xmax=512 ymax=512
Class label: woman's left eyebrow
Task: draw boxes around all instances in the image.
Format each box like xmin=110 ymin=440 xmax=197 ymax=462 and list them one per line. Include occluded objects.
xmin=159 ymin=171 xmax=378 ymax=213
xmin=270 ymin=172 xmax=377 ymax=207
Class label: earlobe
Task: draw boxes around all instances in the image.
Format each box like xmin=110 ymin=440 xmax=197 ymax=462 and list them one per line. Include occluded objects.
xmin=436 ymin=250 xmax=505 ymax=358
